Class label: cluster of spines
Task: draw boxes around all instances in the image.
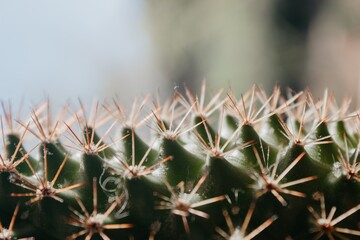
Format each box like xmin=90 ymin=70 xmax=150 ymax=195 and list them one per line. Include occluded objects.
xmin=0 ymin=84 xmax=359 ymax=239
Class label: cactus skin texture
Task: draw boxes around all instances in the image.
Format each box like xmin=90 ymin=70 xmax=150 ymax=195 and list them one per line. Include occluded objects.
xmin=0 ymin=85 xmax=359 ymax=240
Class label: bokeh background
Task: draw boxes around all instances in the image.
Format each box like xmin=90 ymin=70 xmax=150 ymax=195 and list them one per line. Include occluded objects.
xmin=1 ymin=0 xmax=360 ymax=108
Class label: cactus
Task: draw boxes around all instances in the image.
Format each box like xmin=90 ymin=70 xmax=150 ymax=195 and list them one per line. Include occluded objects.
xmin=0 ymin=85 xmax=359 ymax=240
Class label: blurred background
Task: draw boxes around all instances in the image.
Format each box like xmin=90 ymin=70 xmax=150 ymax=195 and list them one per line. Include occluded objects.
xmin=1 ymin=0 xmax=360 ymax=108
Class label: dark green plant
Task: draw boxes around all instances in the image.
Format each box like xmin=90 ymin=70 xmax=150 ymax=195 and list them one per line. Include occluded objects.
xmin=0 ymin=85 xmax=359 ymax=239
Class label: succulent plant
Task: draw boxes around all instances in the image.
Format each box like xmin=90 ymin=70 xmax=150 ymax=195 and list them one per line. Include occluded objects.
xmin=0 ymin=84 xmax=359 ymax=240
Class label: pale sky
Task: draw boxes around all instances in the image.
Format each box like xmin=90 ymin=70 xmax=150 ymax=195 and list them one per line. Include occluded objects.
xmin=0 ymin=1 xmax=162 ymax=109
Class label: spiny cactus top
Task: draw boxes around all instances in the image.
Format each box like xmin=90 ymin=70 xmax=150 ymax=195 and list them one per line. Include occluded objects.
xmin=0 ymin=84 xmax=359 ymax=240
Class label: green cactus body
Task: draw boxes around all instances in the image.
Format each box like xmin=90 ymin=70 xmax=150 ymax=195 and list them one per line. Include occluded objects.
xmin=0 ymin=86 xmax=359 ymax=240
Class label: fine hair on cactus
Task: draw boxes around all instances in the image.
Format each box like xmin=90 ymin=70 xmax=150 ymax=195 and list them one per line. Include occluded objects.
xmin=0 ymin=84 xmax=359 ymax=240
